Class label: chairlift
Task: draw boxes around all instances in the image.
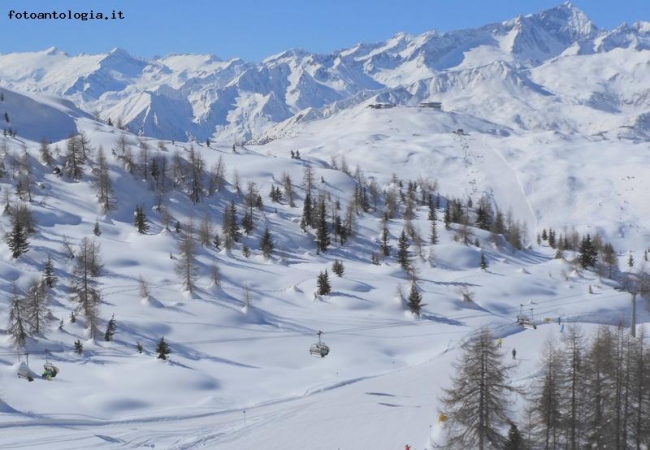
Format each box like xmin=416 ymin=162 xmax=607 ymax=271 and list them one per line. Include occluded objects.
xmin=17 ymin=361 xmax=34 ymax=382
xmin=42 ymin=350 xmax=59 ymax=380
xmin=309 ymin=330 xmax=330 ymax=358
xmin=516 ymin=304 xmax=537 ymax=330
xmin=516 ymin=316 xmax=537 ymax=330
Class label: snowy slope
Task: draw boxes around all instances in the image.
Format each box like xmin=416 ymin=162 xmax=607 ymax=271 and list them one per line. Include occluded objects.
xmin=0 ymin=84 xmax=647 ymax=448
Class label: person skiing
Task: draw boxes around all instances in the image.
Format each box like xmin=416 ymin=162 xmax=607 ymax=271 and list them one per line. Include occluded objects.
xmin=497 ymin=338 xmax=503 ymax=348
xmin=512 ymin=348 xmax=516 ymax=360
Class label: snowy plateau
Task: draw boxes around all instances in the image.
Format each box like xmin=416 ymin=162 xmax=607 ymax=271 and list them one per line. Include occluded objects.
xmin=0 ymin=2 xmax=648 ymax=449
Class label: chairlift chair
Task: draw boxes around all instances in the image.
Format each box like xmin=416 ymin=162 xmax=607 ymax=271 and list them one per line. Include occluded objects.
xmin=42 ymin=362 xmax=59 ymax=379
xmin=310 ymin=331 xmax=330 ymax=358
xmin=17 ymin=361 xmax=34 ymax=382
xmin=42 ymin=351 xmax=59 ymax=380
xmin=517 ymin=303 xmax=537 ymax=330
xmin=516 ymin=316 xmax=537 ymax=330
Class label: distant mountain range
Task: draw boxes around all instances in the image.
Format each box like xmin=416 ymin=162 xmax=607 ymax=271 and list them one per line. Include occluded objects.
xmin=0 ymin=2 xmax=648 ymax=143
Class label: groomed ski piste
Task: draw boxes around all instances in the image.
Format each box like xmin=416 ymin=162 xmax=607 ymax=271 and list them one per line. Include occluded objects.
xmin=0 ymin=84 xmax=648 ymax=449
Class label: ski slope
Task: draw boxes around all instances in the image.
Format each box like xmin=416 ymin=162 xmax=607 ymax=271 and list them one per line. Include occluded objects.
xmin=0 ymin=60 xmax=648 ymax=449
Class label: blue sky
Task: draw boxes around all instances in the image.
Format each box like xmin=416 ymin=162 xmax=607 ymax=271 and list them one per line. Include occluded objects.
xmin=1 ymin=1 xmax=646 ymax=61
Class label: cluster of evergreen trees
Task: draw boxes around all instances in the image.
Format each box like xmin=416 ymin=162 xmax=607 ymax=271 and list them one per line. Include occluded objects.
xmin=3 ymin=130 xmax=542 ymax=359
xmin=439 ymin=325 xmax=650 ymax=449
xmin=538 ymin=228 xmax=619 ymax=276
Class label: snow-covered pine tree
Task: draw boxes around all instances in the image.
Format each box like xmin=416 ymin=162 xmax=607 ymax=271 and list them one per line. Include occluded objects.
xmin=317 ymin=270 xmax=331 ymax=296
xmin=406 ymin=282 xmax=425 ymax=316
xmin=397 ymin=229 xmax=410 ymax=271
xmin=43 ymin=255 xmax=56 ymax=288
xmin=578 ymin=234 xmax=597 ymax=268
xmin=332 ymin=260 xmax=344 ymax=277
xmin=5 ymin=213 xmax=29 ymax=258
xmin=156 ymin=336 xmax=171 ymax=360
xmin=480 ymin=252 xmax=488 ymax=270
xmin=316 ymin=198 xmax=330 ymax=253
xmin=260 ymin=227 xmax=274 ymax=259
xmin=134 ymin=204 xmax=150 ymax=234
xmin=104 ymin=314 xmax=116 ymax=342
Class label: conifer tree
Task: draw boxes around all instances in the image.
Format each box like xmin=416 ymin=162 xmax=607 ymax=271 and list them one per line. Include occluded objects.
xmin=579 ymin=234 xmax=598 ymax=268
xmin=93 ymin=220 xmax=102 ymax=236
xmin=269 ymin=185 xmax=282 ymax=203
xmin=134 ymin=204 xmax=150 ymax=234
xmin=156 ymin=336 xmax=171 ymax=360
xmin=104 ymin=314 xmax=116 ymax=342
xmin=74 ymin=339 xmax=83 ymax=355
xmin=527 ymin=338 xmax=564 ymax=449
xmin=260 ymin=227 xmax=274 ymax=259
xmin=8 ymin=289 xmax=29 ymax=349
xmin=440 ymin=327 xmax=519 ymax=449
xmin=6 ymin=216 xmax=29 ymax=258
xmin=397 ymin=229 xmax=410 ymax=271
xmin=316 ymin=198 xmax=330 ymax=253
xmin=430 ymin=218 xmax=438 ymax=245
xmin=70 ymin=237 xmax=103 ymax=339
xmin=242 ymin=209 xmax=254 ymax=235
xmin=492 ymin=209 xmax=506 ymax=235
xmin=407 ymin=282 xmax=425 ymax=316
xmin=222 ymin=200 xmax=241 ymax=247
xmin=380 ymin=222 xmax=391 ymax=257
xmin=480 ymin=252 xmax=488 ymax=270
xmin=600 ymin=242 xmax=617 ymax=278
xmin=476 ymin=197 xmax=492 ymax=230
xmin=40 ymin=138 xmax=54 ymax=166
xmin=332 ymin=260 xmax=344 ymax=277
xmin=282 ymin=173 xmax=295 ymax=207
xmin=427 ymin=195 xmax=436 ymax=221
xmin=300 ymin=192 xmax=312 ymax=231
xmin=43 ymin=254 xmax=57 ymax=288
xmin=188 ymin=146 xmax=204 ymax=204
xmin=95 ymin=146 xmax=116 ymax=212
xmin=558 ymin=326 xmax=587 ymax=449
xmin=317 ymin=270 xmax=331 ymax=296
xmin=212 ymin=232 xmax=221 ymax=250
xmin=24 ymin=277 xmax=49 ymax=334
xmin=198 ymin=214 xmax=213 ymax=246
xmin=64 ymin=134 xmax=84 ymax=179
xmin=504 ymin=423 xmax=525 ymax=450
xmin=175 ymin=220 xmax=198 ymax=292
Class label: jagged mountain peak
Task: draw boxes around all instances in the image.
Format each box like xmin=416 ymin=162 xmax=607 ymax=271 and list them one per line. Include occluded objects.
xmin=43 ymin=46 xmax=67 ymax=56
xmin=532 ymin=2 xmax=599 ymax=40
xmin=502 ymin=2 xmax=600 ymax=59
xmin=263 ymin=48 xmax=311 ymax=64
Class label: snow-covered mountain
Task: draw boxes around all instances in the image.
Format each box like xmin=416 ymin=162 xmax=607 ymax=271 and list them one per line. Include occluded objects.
xmin=0 ymin=2 xmax=648 ymax=143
